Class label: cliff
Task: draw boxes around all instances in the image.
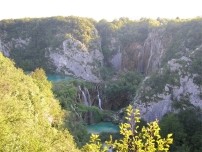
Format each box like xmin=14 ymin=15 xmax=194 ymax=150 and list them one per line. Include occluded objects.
xmin=1 ymin=17 xmax=202 ymax=120
xmin=0 ymin=17 xmax=103 ymax=82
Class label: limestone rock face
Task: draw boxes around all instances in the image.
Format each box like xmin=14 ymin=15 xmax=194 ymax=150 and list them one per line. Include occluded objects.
xmin=0 ymin=36 xmax=31 ymax=57
xmin=11 ymin=37 xmax=31 ymax=49
xmin=110 ymin=50 xmax=122 ymax=70
xmin=134 ymin=55 xmax=202 ymax=122
xmin=122 ymin=29 xmax=170 ymax=74
xmin=48 ymin=37 xmax=103 ymax=82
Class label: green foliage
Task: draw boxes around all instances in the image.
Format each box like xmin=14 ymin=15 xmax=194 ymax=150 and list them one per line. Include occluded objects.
xmin=53 ymin=80 xmax=77 ymax=109
xmin=163 ymin=18 xmax=202 ymax=64
xmin=160 ymin=114 xmax=188 ymax=152
xmin=118 ymin=21 xmax=149 ymax=46
xmin=104 ymin=72 xmax=143 ymax=110
xmin=65 ymin=111 xmax=90 ymax=148
xmin=53 ymin=80 xmax=89 ymax=147
xmin=190 ymin=48 xmax=202 ymax=86
xmin=53 ymin=80 xmax=113 ymax=147
xmin=0 ymin=53 xmax=80 ymax=151
xmin=0 ymin=16 xmax=97 ymax=72
xmin=96 ymin=18 xmax=155 ymax=64
xmin=160 ymin=109 xmax=202 ymax=152
xmin=99 ymin=66 xmax=116 ymax=81
xmin=140 ymin=68 xmax=179 ymax=102
xmin=82 ymin=105 xmax=173 ymax=152
xmin=96 ymin=19 xmax=121 ymax=62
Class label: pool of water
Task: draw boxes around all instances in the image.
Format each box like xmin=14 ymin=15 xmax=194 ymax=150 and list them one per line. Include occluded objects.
xmin=47 ymin=74 xmax=73 ymax=82
xmin=26 ymin=71 xmax=74 ymax=82
xmin=87 ymin=122 xmax=119 ymax=134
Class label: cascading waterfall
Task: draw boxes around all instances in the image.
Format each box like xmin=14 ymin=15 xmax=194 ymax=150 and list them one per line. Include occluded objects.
xmin=79 ymin=85 xmax=103 ymax=110
xmin=84 ymin=87 xmax=92 ymax=106
xmin=78 ymin=86 xmax=92 ymax=124
xmin=97 ymin=89 xmax=103 ymax=110
xmin=84 ymin=87 xmax=93 ymax=124
xmin=78 ymin=86 xmax=89 ymax=106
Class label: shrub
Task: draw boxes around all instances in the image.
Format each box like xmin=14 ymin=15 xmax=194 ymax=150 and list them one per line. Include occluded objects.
xmin=81 ymin=105 xmax=173 ymax=152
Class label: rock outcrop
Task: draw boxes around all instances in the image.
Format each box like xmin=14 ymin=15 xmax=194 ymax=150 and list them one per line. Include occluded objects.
xmin=0 ymin=17 xmax=104 ymax=82
xmin=122 ymin=29 xmax=170 ymax=74
xmin=47 ymin=37 xmax=103 ymax=82
xmin=134 ymin=55 xmax=202 ymax=122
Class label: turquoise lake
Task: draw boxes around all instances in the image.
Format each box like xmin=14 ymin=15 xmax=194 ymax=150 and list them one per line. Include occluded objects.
xmin=25 ymin=72 xmax=73 ymax=82
xmin=47 ymin=74 xmax=73 ymax=82
xmin=87 ymin=122 xmax=119 ymax=134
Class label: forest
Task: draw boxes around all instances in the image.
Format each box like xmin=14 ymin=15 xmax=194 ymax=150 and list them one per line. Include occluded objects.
xmin=0 ymin=16 xmax=202 ymax=151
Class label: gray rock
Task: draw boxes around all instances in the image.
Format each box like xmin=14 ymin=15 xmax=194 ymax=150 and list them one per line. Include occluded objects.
xmin=134 ymin=56 xmax=202 ymax=122
xmin=48 ymin=37 xmax=103 ymax=82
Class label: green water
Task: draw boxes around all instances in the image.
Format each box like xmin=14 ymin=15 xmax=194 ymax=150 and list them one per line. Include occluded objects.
xmin=26 ymin=71 xmax=73 ymax=82
xmin=47 ymin=74 xmax=73 ymax=82
xmin=87 ymin=122 xmax=119 ymax=134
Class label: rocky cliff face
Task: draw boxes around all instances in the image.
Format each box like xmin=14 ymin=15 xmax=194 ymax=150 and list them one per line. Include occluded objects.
xmin=47 ymin=37 xmax=103 ymax=82
xmin=122 ymin=29 xmax=170 ymax=74
xmin=0 ymin=17 xmax=103 ymax=82
xmin=134 ymin=48 xmax=202 ymax=122
xmin=96 ymin=19 xmax=202 ymax=121
xmin=102 ymin=27 xmax=173 ymax=76
xmin=0 ymin=17 xmax=202 ymax=119
xmin=109 ymin=37 xmax=122 ymax=70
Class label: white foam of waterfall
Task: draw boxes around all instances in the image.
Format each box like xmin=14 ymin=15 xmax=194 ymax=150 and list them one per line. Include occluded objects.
xmin=79 ymin=86 xmax=89 ymax=106
xmin=97 ymin=90 xmax=103 ymax=110
xmin=82 ymin=91 xmax=89 ymax=106
xmin=85 ymin=87 xmax=91 ymax=106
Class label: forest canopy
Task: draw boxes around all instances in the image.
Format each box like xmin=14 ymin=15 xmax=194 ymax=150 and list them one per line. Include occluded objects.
xmin=0 ymin=53 xmax=79 ymax=152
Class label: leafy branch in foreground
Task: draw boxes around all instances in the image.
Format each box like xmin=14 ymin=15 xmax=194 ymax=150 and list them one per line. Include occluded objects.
xmin=82 ymin=105 xmax=173 ymax=152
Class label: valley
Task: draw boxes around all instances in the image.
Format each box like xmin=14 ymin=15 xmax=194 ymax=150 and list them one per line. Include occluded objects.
xmin=0 ymin=16 xmax=202 ymax=151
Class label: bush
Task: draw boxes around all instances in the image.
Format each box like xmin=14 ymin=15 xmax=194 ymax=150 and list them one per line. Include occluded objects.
xmin=82 ymin=105 xmax=173 ymax=152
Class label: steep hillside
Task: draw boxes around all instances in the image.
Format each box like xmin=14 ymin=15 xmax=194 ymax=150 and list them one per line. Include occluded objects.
xmin=0 ymin=53 xmax=79 ymax=151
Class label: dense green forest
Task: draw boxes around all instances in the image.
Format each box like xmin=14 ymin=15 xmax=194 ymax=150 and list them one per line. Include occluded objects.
xmin=0 ymin=16 xmax=98 ymax=72
xmin=0 ymin=53 xmax=79 ymax=151
xmin=0 ymin=52 xmax=201 ymax=151
xmin=52 ymin=76 xmax=202 ymax=152
xmin=0 ymin=16 xmax=202 ymax=151
xmin=1 ymin=16 xmax=202 ymax=85
xmin=0 ymin=53 xmax=174 ymax=151
xmin=1 ymin=16 xmax=202 ymax=73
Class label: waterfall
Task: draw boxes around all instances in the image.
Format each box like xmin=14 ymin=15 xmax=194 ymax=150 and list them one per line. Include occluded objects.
xmin=78 ymin=86 xmax=93 ymax=124
xmin=82 ymin=91 xmax=89 ymax=106
xmin=84 ymin=87 xmax=92 ymax=106
xmin=78 ymin=86 xmax=89 ymax=106
xmin=97 ymin=89 xmax=103 ymax=110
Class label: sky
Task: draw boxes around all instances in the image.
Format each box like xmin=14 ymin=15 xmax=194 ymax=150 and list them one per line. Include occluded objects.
xmin=0 ymin=0 xmax=202 ymax=21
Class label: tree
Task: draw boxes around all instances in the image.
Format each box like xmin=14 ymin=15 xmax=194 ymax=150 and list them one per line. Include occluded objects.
xmin=81 ymin=105 xmax=173 ymax=152
xmin=0 ymin=53 xmax=80 ymax=152
xmin=160 ymin=114 xmax=188 ymax=152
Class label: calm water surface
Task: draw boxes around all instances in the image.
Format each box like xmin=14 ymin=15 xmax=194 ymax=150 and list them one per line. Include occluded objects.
xmin=87 ymin=122 xmax=119 ymax=134
xmin=47 ymin=74 xmax=73 ymax=82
